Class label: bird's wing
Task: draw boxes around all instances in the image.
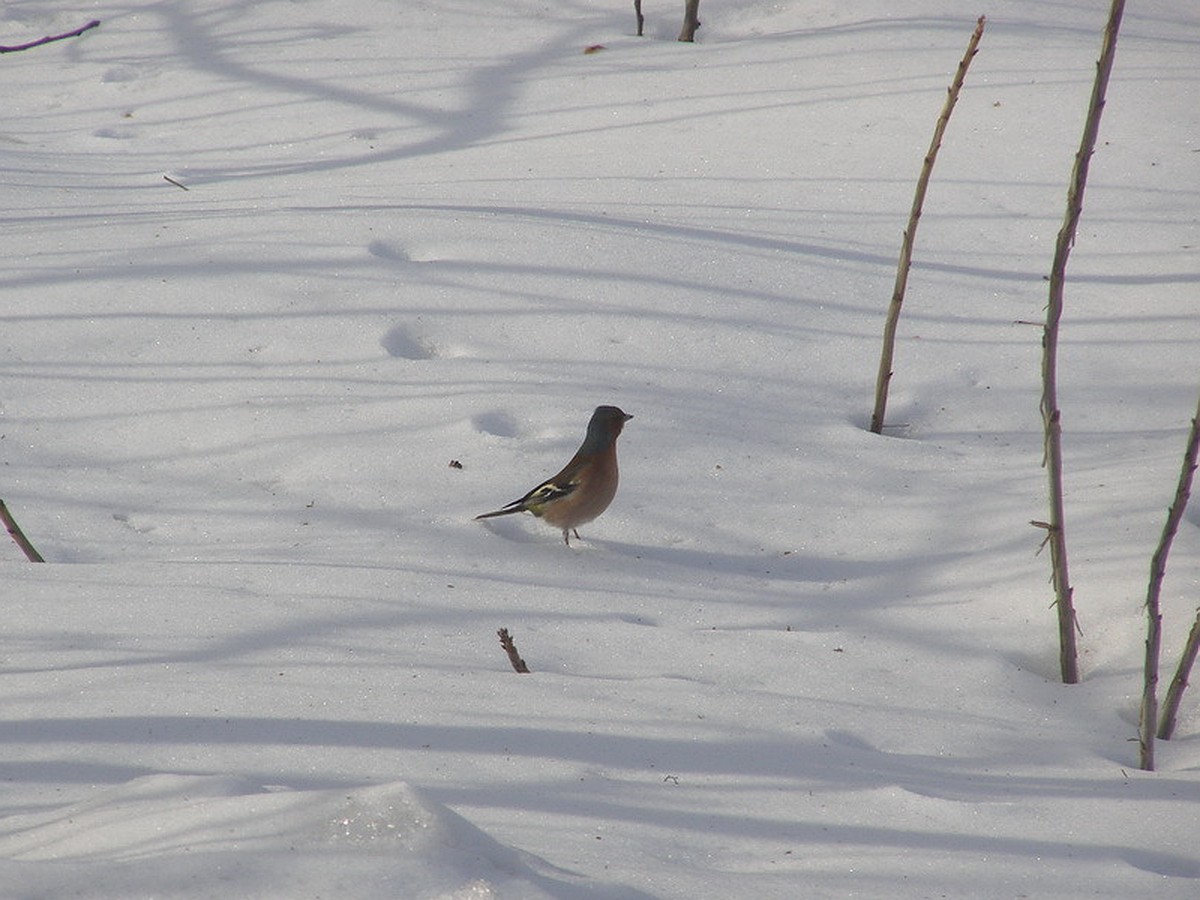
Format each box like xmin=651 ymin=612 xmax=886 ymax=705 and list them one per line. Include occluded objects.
xmin=475 ymin=477 xmax=578 ymax=520
xmin=518 ymin=477 xmax=577 ymax=511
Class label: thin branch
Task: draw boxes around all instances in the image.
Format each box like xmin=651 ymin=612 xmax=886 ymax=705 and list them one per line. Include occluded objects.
xmin=497 ymin=628 xmax=531 ymax=674
xmin=1139 ymin=394 xmax=1200 ymax=765
xmin=1158 ymin=608 xmax=1200 ymax=741
xmin=870 ymin=16 xmax=985 ymax=434
xmin=1040 ymin=0 xmax=1126 ymax=687
xmin=0 ymin=498 xmax=46 ymax=563
xmin=1140 ymin=603 xmax=1163 ymax=768
xmin=0 ymin=19 xmax=100 ymax=53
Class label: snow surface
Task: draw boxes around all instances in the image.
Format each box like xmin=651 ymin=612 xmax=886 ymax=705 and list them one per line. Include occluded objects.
xmin=2 ymin=0 xmax=1199 ymax=897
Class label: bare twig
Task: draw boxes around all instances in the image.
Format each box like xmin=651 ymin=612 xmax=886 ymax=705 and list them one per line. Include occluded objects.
xmin=634 ymin=0 xmax=645 ymax=37
xmin=1040 ymin=0 xmax=1126 ymax=687
xmin=0 ymin=498 xmax=46 ymax=562
xmin=1158 ymin=608 xmax=1200 ymax=741
xmin=497 ymin=628 xmax=531 ymax=674
xmin=163 ymin=175 xmax=189 ymax=191
xmin=0 ymin=19 xmax=100 ymax=53
xmin=1139 ymin=393 xmax=1200 ymax=767
xmin=870 ymin=16 xmax=986 ymax=434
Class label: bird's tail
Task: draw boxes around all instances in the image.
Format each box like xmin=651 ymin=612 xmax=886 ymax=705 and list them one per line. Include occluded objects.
xmin=474 ymin=504 xmax=524 ymax=520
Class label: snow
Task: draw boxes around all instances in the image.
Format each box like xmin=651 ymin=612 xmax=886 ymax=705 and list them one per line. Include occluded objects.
xmin=2 ymin=0 xmax=1199 ymax=896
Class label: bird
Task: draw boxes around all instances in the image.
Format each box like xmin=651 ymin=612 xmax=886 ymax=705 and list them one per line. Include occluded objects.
xmin=475 ymin=405 xmax=633 ymax=545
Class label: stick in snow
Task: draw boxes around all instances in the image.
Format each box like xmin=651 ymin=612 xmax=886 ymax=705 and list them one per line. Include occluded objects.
xmin=1039 ymin=0 xmax=1126 ymax=688
xmin=869 ymin=16 xmax=986 ymax=435
xmin=0 ymin=498 xmax=46 ymax=563
xmin=498 ymin=628 xmax=531 ymax=674
xmin=1158 ymin=608 xmax=1200 ymax=742
xmin=1140 ymin=390 xmax=1200 ymax=767
xmin=0 ymin=19 xmax=100 ymax=53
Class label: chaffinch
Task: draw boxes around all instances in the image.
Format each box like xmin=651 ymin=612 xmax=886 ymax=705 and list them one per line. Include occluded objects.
xmin=475 ymin=405 xmax=633 ymax=545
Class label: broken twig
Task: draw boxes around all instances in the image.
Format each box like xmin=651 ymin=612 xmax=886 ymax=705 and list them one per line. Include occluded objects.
xmin=0 ymin=19 xmax=100 ymax=53
xmin=0 ymin=498 xmax=46 ymax=562
xmin=497 ymin=628 xmax=531 ymax=674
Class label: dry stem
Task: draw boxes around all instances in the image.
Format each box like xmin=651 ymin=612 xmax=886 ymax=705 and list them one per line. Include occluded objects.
xmin=497 ymin=628 xmax=531 ymax=674
xmin=0 ymin=498 xmax=45 ymax=563
xmin=869 ymin=16 xmax=985 ymax=434
xmin=1040 ymin=0 xmax=1126 ymax=687
xmin=1140 ymin=393 xmax=1200 ymax=766
xmin=0 ymin=19 xmax=99 ymax=53
xmin=1158 ymin=608 xmax=1200 ymax=741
